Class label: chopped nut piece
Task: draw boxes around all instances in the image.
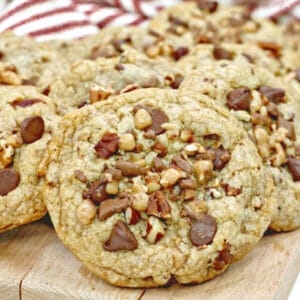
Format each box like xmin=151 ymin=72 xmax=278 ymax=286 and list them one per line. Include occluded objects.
xmin=213 ymin=46 xmax=233 ymax=60
xmin=94 ymin=132 xmax=119 ymax=159
xmin=104 ymin=168 xmax=122 ymax=180
xmin=213 ymin=242 xmax=232 ymax=270
xmin=144 ymin=216 xmax=165 ymax=244
xmin=180 ymin=128 xmax=194 ymax=142
xmin=146 ymin=191 xmax=171 ymax=218
xmin=181 ymin=200 xmax=208 ymax=219
xmin=160 ymin=168 xmax=182 ymax=188
xmin=134 ymin=108 xmax=153 ymax=130
xmin=132 ymin=192 xmax=149 ymax=211
xmin=115 ymin=161 xmax=146 ymax=176
xmin=74 ymin=170 xmax=87 ymax=183
xmin=189 ymin=214 xmax=217 ymax=246
xmin=104 ymin=220 xmax=138 ymax=251
xmin=183 ymin=189 xmax=196 ymax=200
xmin=194 ymin=160 xmax=213 ymax=183
xmin=119 ymin=133 xmax=136 ymax=151
xmin=173 ymin=46 xmax=189 ymax=61
xmin=153 ymin=157 xmax=164 ymax=172
xmin=184 ymin=143 xmax=203 ymax=156
xmin=153 ymin=142 xmax=167 ymax=157
xmin=125 ymin=207 xmax=141 ymax=225
xmin=197 ymin=0 xmax=218 ymax=13
xmin=223 ymin=184 xmax=241 ymax=196
xmin=277 ymin=116 xmax=295 ymax=141
xmin=179 ymin=179 xmax=198 ymax=189
xmin=147 ymin=181 xmax=161 ymax=193
xmin=254 ymin=128 xmax=271 ymax=158
xmin=172 ymin=155 xmax=193 ymax=174
xmin=77 ymin=200 xmax=97 ymax=225
xmin=105 ymin=180 xmax=119 ymax=195
xmin=209 ymin=147 xmax=231 ymax=171
xmin=99 ymin=197 xmax=131 ymax=221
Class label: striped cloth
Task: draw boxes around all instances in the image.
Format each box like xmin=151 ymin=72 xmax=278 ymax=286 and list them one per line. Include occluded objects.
xmin=0 ymin=0 xmax=299 ymax=41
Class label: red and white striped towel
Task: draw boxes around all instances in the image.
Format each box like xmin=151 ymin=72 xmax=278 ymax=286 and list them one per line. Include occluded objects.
xmin=0 ymin=0 xmax=299 ymax=41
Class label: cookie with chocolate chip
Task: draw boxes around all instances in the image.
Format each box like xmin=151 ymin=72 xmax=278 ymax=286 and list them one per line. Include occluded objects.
xmin=48 ymin=48 xmax=183 ymax=113
xmin=0 ymin=32 xmax=71 ymax=91
xmin=43 ymin=88 xmax=274 ymax=287
xmin=0 ymin=85 xmax=61 ymax=233
xmin=180 ymin=60 xmax=300 ymax=231
xmin=149 ymin=2 xmax=290 ymax=49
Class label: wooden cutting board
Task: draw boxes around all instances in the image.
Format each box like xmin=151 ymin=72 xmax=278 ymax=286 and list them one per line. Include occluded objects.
xmin=1 ymin=219 xmax=300 ymax=300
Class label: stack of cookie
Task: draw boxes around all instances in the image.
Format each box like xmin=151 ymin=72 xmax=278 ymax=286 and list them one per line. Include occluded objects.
xmin=0 ymin=0 xmax=299 ymax=288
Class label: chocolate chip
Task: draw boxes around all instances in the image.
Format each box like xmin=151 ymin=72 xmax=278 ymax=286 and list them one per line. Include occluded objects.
xmin=103 ymin=220 xmax=138 ymax=251
xmin=208 ymin=147 xmax=231 ymax=171
xmin=197 ymin=0 xmax=218 ymax=13
xmin=153 ymin=142 xmax=167 ymax=157
xmin=99 ymin=197 xmax=132 ymax=221
xmin=295 ymin=69 xmax=300 ymax=82
xmin=277 ymin=116 xmax=295 ymax=140
xmin=258 ymin=86 xmax=285 ymax=104
xmin=172 ymin=155 xmax=193 ymax=174
xmin=179 ymin=179 xmax=198 ymax=189
xmin=83 ymin=179 xmax=108 ymax=204
xmin=20 ymin=116 xmax=45 ymax=144
xmin=115 ymin=161 xmax=146 ymax=177
xmin=42 ymin=86 xmax=50 ymax=96
xmin=147 ymin=108 xmax=169 ymax=135
xmin=189 ymin=214 xmax=217 ymax=246
xmin=287 ymin=157 xmax=300 ymax=181
xmin=213 ymin=242 xmax=232 ymax=270
xmin=227 ymin=88 xmax=251 ymax=111
xmin=173 ymin=47 xmax=189 ymax=61
xmin=74 ymin=170 xmax=87 ymax=183
xmin=94 ymin=132 xmax=119 ymax=159
xmin=11 ymin=98 xmax=43 ymax=108
xmin=170 ymin=74 xmax=184 ymax=89
xmin=146 ymin=191 xmax=171 ymax=218
xmin=213 ymin=46 xmax=233 ymax=60
xmin=153 ymin=157 xmax=164 ymax=172
xmin=0 ymin=168 xmax=20 ymax=196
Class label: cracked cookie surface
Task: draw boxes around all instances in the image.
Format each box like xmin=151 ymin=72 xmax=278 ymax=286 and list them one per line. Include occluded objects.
xmin=0 ymin=85 xmax=61 ymax=233
xmin=43 ymin=88 xmax=274 ymax=287
xmin=180 ymin=60 xmax=300 ymax=231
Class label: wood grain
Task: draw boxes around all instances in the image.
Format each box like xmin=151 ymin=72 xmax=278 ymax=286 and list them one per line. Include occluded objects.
xmin=0 ymin=222 xmax=299 ymax=300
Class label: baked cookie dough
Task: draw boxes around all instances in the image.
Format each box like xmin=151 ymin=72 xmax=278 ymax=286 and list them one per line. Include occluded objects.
xmin=180 ymin=60 xmax=300 ymax=231
xmin=0 ymin=85 xmax=60 ymax=233
xmin=43 ymin=88 xmax=274 ymax=287
xmin=48 ymin=49 xmax=184 ymax=112
xmin=149 ymin=2 xmax=290 ymax=49
xmin=0 ymin=32 xmax=71 ymax=90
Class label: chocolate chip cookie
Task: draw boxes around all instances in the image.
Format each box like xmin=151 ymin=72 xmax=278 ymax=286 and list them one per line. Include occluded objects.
xmin=180 ymin=60 xmax=300 ymax=231
xmin=43 ymin=88 xmax=274 ymax=287
xmin=48 ymin=48 xmax=183 ymax=113
xmin=0 ymin=32 xmax=71 ymax=91
xmin=0 ymin=85 xmax=61 ymax=233
xmin=149 ymin=2 xmax=289 ymax=49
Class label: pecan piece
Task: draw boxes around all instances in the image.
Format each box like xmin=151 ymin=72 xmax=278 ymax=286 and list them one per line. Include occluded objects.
xmin=153 ymin=157 xmax=164 ymax=172
xmin=144 ymin=216 xmax=165 ymax=244
xmin=208 ymin=147 xmax=231 ymax=171
xmin=103 ymin=220 xmax=138 ymax=251
xmin=213 ymin=46 xmax=233 ymax=60
xmin=179 ymin=179 xmax=198 ymax=189
xmin=146 ymin=191 xmax=171 ymax=218
xmin=94 ymin=132 xmax=119 ymax=159
xmin=223 ymin=184 xmax=242 ymax=196
xmin=213 ymin=242 xmax=232 ymax=270
xmin=115 ymin=161 xmax=146 ymax=177
xmin=197 ymin=0 xmax=218 ymax=13
xmin=172 ymin=155 xmax=193 ymax=174
xmin=277 ymin=116 xmax=295 ymax=141
xmin=153 ymin=142 xmax=167 ymax=157
xmin=173 ymin=47 xmax=189 ymax=61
